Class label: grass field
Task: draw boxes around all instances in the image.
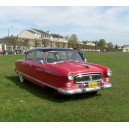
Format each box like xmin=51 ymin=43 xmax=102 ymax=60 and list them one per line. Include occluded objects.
xmin=0 ymin=52 xmax=129 ymax=122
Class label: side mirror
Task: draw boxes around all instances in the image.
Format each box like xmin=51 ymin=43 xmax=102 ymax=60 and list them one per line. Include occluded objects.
xmin=85 ymin=59 xmax=87 ymax=62
xmin=40 ymin=60 xmax=44 ymax=64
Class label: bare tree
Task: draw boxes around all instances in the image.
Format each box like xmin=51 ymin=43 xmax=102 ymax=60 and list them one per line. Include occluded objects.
xmin=41 ymin=39 xmax=50 ymax=47
xmin=22 ymin=39 xmax=30 ymax=50
xmin=34 ymin=39 xmax=41 ymax=48
xmin=55 ymin=42 xmax=62 ymax=48
xmin=8 ymin=35 xmax=17 ymax=50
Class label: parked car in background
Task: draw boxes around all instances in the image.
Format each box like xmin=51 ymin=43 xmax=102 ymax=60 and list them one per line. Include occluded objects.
xmin=0 ymin=50 xmax=15 ymax=55
xmin=15 ymin=50 xmax=24 ymax=54
xmin=0 ymin=51 xmax=5 ymax=55
xmin=15 ymin=48 xmax=112 ymax=95
xmin=4 ymin=50 xmax=16 ymax=55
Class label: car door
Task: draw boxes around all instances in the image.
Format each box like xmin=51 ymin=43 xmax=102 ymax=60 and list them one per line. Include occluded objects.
xmin=32 ymin=50 xmax=48 ymax=86
xmin=22 ymin=51 xmax=36 ymax=79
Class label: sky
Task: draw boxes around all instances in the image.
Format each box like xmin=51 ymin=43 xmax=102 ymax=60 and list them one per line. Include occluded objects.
xmin=1 ymin=6 xmax=129 ymax=46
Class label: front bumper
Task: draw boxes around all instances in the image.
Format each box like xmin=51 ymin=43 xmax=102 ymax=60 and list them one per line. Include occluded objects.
xmin=57 ymin=83 xmax=112 ymax=95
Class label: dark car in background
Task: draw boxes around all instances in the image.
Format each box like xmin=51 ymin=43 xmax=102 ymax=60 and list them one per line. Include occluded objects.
xmin=15 ymin=50 xmax=24 ymax=54
xmin=3 ymin=50 xmax=16 ymax=55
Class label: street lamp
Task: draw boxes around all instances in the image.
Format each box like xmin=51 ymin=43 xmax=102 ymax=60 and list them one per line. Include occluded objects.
xmin=8 ymin=26 xmax=13 ymax=37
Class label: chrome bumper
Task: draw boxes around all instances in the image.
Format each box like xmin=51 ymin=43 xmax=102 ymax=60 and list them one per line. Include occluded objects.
xmin=57 ymin=83 xmax=112 ymax=95
xmin=101 ymin=83 xmax=112 ymax=89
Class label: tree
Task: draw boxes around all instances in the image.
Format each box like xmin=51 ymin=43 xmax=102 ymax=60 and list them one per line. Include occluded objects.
xmin=41 ymin=39 xmax=50 ymax=47
xmin=115 ymin=44 xmax=118 ymax=49
xmin=22 ymin=39 xmax=30 ymax=50
xmin=61 ymin=42 xmax=66 ymax=48
xmin=70 ymin=34 xmax=78 ymax=43
xmin=107 ymin=42 xmax=114 ymax=49
xmin=55 ymin=42 xmax=62 ymax=48
xmin=34 ymin=39 xmax=41 ymax=48
xmin=8 ymin=35 xmax=17 ymax=50
xmin=68 ymin=34 xmax=78 ymax=48
xmin=82 ymin=40 xmax=88 ymax=44
xmin=98 ymin=39 xmax=106 ymax=48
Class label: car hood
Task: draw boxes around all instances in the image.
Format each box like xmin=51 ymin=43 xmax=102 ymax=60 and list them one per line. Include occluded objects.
xmin=52 ymin=61 xmax=102 ymax=74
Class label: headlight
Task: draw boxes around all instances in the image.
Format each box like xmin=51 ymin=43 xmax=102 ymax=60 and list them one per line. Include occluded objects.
xmin=107 ymin=69 xmax=112 ymax=76
xmin=68 ymin=72 xmax=74 ymax=80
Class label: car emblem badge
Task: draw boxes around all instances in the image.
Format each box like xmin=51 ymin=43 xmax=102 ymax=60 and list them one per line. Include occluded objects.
xmin=89 ymin=76 xmax=92 ymax=81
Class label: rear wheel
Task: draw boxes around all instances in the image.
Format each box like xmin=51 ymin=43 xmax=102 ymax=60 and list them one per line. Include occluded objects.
xmin=18 ymin=74 xmax=25 ymax=83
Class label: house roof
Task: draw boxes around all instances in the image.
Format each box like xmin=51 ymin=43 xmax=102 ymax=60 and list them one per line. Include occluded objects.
xmin=32 ymin=28 xmax=48 ymax=34
xmin=32 ymin=28 xmax=63 ymax=38
xmin=123 ymin=45 xmax=129 ymax=47
xmin=51 ymin=33 xmax=63 ymax=38
xmin=18 ymin=28 xmax=65 ymax=40
xmin=122 ymin=45 xmax=129 ymax=48
xmin=27 ymin=30 xmax=36 ymax=34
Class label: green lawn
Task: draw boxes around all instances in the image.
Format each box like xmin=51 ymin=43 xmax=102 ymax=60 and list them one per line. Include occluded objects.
xmin=0 ymin=52 xmax=129 ymax=122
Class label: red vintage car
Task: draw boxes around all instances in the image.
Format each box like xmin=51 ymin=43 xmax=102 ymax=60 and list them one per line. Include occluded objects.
xmin=15 ymin=48 xmax=112 ymax=95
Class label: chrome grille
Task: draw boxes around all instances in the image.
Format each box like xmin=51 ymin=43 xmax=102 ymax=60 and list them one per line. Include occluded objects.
xmin=74 ymin=73 xmax=102 ymax=84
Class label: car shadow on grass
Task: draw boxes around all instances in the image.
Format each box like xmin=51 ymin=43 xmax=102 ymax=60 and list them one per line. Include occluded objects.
xmin=5 ymin=75 xmax=102 ymax=103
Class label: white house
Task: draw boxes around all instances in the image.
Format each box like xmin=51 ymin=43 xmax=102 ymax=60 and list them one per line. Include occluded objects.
xmin=122 ymin=45 xmax=129 ymax=52
xmin=18 ymin=29 xmax=50 ymax=39
xmin=86 ymin=42 xmax=95 ymax=46
xmin=0 ymin=38 xmax=7 ymax=51
xmin=18 ymin=28 xmax=68 ymax=43
xmin=0 ymin=44 xmax=3 ymax=51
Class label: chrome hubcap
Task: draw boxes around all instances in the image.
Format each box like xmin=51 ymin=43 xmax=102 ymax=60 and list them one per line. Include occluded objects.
xmin=19 ymin=74 xmax=24 ymax=82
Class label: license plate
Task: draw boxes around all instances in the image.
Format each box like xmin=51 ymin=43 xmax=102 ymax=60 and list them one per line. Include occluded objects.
xmin=88 ymin=82 xmax=98 ymax=88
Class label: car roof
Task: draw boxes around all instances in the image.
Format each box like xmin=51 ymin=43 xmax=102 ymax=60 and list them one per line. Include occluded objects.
xmin=26 ymin=48 xmax=73 ymax=53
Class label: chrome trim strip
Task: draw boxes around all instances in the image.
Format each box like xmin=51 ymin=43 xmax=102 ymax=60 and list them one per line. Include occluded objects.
xmin=15 ymin=70 xmax=57 ymax=90
xmin=74 ymin=72 xmax=102 ymax=77
xmin=58 ymin=83 xmax=112 ymax=95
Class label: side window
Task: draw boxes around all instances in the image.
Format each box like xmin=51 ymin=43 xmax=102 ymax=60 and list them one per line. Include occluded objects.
xmin=56 ymin=52 xmax=67 ymax=61
xmin=25 ymin=51 xmax=35 ymax=61
xmin=47 ymin=53 xmax=56 ymax=59
xmin=34 ymin=51 xmax=44 ymax=62
xmin=46 ymin=52 xmax=58 ymax=63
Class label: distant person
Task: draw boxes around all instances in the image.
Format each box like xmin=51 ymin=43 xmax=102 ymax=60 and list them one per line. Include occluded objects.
xmin=73 ymin=47 xmax=84 ymax=61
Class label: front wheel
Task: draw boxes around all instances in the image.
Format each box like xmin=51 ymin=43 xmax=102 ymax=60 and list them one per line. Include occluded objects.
xmin=90 ymin=91 xmax=98 ymax=95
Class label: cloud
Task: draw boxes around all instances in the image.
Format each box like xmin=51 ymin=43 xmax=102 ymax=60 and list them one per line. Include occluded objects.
xmin=0 ymin=6 xmax=129 ymax=45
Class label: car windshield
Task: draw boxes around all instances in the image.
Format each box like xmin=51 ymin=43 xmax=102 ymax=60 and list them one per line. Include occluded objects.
xmin=46 ymin=50 xmax=84 ymax=63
